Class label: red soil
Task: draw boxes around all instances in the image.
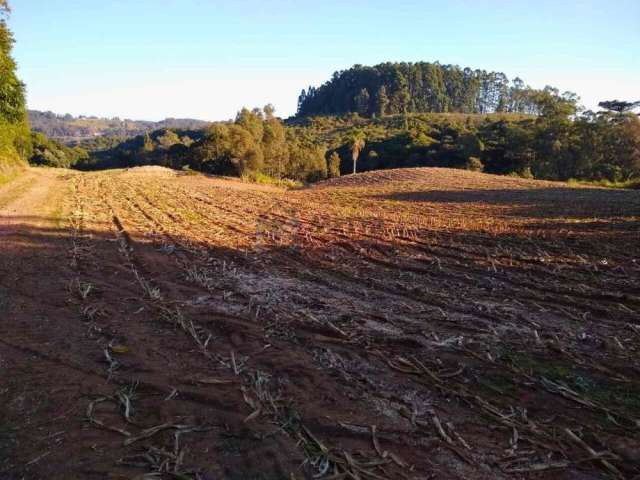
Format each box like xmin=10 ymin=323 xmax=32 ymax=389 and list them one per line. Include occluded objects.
xmin=1 ymin=166 xmax=639 ymax=479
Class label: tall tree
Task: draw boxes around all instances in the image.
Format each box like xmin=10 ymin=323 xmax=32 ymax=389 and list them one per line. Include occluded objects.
xmin=0 ymin=1 xmax=26 ymax=125
xmin=598 ymin=100 xmax=640 ymax=114
xmin=375 ymin=85 xmax=389 ymax=117
xmin=263 ymin=103 xmax=276 ymax=120
xmin=296 ymin=62 xmax=562 ymax=118
xmin=0 ymin=1 xmax=31 ymax=167
xmin=235 ymin=107 xmax=264 ymax=143
xmin=228 ymin=124 xmax=263 ymax=176
xmin=157 ymin=129 xmax=180 ymax=149
xmin=262 ymin=117 xmax=288 ymax=178
xmin=348 ymin=131 xmax=366 ymax=174
xmin=142 ymin=133 xmax=154 ymax=152
xmin=354 ymin=88 xmax=370 ymax=116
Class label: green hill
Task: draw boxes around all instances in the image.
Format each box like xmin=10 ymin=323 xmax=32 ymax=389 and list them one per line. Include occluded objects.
xmin=296 ymin=61 xmax=575 ymax=117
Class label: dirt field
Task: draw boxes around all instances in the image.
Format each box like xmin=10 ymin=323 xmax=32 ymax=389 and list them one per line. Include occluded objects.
xmin=1 ymin=166 xmax=639 ymax=480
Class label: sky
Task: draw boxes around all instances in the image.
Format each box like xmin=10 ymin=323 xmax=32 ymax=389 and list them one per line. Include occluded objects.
xmin=9 ymin=0 xmax=640 ymax=121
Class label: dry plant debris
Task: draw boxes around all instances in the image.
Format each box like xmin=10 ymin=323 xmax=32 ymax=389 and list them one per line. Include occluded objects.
xmin=0 ymin=166 xmax=639 ymax=479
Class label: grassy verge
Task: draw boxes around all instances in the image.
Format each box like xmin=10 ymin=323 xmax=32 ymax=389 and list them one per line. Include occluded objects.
xmin=568 ymin=178 xmax=640 ymax=189
xmin=180 ymin=166 xmax=304 ymax=188
xmin=243 ymin=172 xmax=304 ymax=188
xmin=0 ymin=166 xmax=21 ymax=187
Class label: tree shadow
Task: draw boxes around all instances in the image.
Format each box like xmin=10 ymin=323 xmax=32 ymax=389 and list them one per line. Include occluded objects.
xmin=372 ymin=187 xmax=640 ymax=220
xmin=1 ymin=211 xmax=640 ymax=478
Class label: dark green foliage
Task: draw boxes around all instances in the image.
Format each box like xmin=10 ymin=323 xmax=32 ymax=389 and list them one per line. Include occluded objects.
xmin=29 ymin=132 xmax=88 ymax=168
xmin=77 ymin=107 xmax=329 ymax=183
xmin=142 ymin=132 xmax=154 ymax=153
xmin=48 ymin=64 xmax=639 ymax=186
xmin=297 ymin=62 xmax=568 ymax=118
xmin=286 ymin=132 xmax=326 ymax=181
xmin=466 ymin=156 xmax=484 ymax=172
xmin=67 ymin=107 xmax=640 ymax=185
xmin=0 ymin=3 xmax=30 ymax=177
xmin=354 ymin=88 xmax=370 ymax=116
xmin=375 ymin=85 xmax=389 ymax=117
xmin=0 ymin=18 xmax=25 ymax=124
xmin=289 ymin=102 xmax=640 ymax=182
xmin=598 ymin=100 xmax=640 ymax=114
xmin=75 ymin=128 xmax=204 ymax=171
xmin=73 ymin=135 xmax=126 ymax=152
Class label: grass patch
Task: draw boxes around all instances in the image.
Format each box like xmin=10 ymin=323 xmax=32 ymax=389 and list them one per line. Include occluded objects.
xmin=243 ymin=172 xmax=304 ymax=188
xmin=180 ymin=165 xmax=200 ymax=176
xmin=507 ymin=352 xmax=640 ymax=416
xmin=0 ymin=168 xmax=20 ymax=187
xmin=568 ymin=178 xmax=640 ymax=189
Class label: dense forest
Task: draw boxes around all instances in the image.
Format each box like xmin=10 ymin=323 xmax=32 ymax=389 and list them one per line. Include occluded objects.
xmin=298 ymin=107 xmax=640 ymax=183
xmin=297 ymin=62 xmax=579 ymax=117
xmin=29 ymin=110 xmax=210 ymax=142
xmin=0 ymin=1 xmax=30 ymax=181
xmin=29 ymin=131 xmax=89 ymax=169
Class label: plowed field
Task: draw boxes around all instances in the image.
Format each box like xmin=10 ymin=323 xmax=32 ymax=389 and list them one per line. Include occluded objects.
xmin=1 ymin=166 xmax=639 ymax=479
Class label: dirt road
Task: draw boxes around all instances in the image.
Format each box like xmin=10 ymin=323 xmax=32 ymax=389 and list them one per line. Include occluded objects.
xmin=1 ymin=167 xmax=639 ymax=479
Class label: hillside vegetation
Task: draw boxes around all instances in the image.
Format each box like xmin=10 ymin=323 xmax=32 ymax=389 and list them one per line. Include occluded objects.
xmin=28 ymin=109 xmax=210 ymax=142
xmin=23 ymin=58 xmax=639 ymax=187
xmin=62 ymin=102 xmax=640 ymax=186
xmin=297 ymin=62 xmax=578 ymax=117
xmin=0 ymin=4 xmax=30 ymax=183
xmin=74 ymin=106 xmax=330 ymax=183
xmin=28 ymin=61 xmax=636 ymax=186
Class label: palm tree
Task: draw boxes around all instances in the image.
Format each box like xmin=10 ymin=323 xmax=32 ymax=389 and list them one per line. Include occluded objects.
xmin=349 ymin=132 xmax=365 ymax=174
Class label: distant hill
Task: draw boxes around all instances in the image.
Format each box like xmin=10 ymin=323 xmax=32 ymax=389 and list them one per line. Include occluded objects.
xmin=28 ymin=110 xmax=210 ymax=143
xmin=296 ymin=61 xmax=573 ymax=118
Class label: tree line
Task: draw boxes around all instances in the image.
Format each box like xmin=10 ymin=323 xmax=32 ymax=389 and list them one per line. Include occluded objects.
xmin=0 ymin=1 xmax=30 ymax=178
xmin=29 ymin=109 xmax=210 ymax=141
xmin=10 ymin=21 xmax=637 ymax=188
xmin=29 ymin=131 xmax=89 ymax=169
xmin=74 ymin=106 xmax=331 ymax=183
xmin=60 ymin=94 xmax=639 ymax=186
xmin=317 ymin=107 xmax=640 ymax=184
xmin=297 ymin=62 xmax=580 ymax=118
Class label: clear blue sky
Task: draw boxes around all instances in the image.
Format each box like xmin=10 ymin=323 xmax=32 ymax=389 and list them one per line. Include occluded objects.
xmin=9 ymin=0 xmax=640 ymax=121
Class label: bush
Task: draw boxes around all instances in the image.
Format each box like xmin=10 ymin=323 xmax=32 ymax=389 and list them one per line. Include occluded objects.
xmin=0 ymin=119 xmax=30 ymax=180
xmin=249 ymin=171 xmax=302 ymax=188
xmin=29 ymin=132 xmax=88 ymax=168
xmin=327 ymin=151 xmax=341 ymax=178
xmin=465 ymin=156 xmax=484 ymax=172
xmin=180 ymin=165 xmax=199 ymax=176
xmin=592 ymin=163 xmax=623 ymax=183
xmin=508 ymin=167 xmax=534 ymax=179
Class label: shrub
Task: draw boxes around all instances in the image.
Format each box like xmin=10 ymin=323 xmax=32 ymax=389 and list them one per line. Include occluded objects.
xmin=466 ymin=156 xmax=484 ymax=172
xmin=327 ymin=151 xmax=341 ymax=178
